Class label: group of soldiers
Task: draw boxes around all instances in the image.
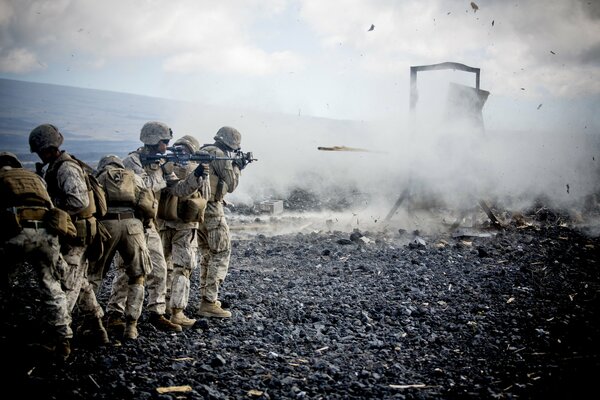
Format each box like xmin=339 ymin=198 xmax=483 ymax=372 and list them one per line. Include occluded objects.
xmin=0 ymin=121 xmax=247 ymax=360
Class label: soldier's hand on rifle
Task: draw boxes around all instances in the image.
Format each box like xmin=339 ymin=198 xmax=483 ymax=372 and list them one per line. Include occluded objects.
xmin=233 ymin=157 xmax=247 ymax=171
xmin=161 ymin=161 xmax=175 ymax=175
xmin=194 ymin=162 xmax=209 ymax=178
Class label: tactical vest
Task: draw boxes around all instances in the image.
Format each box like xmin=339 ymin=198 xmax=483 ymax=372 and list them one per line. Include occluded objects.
xmin=98 ymin=165 xmax=158 ymax=220
xmin=156 ymin=159 xmax=207 ymax=223
xmin=0 ymin=167 xmax=53 ymax=239
xmin=0 ymin=168 xmax=52 ymax=210
xmin=45 ymin=152 xmax=97 ymax=219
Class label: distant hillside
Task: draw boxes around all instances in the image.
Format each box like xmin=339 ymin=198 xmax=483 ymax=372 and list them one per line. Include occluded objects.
xmin=0 ymin=78 xmax=188 ymax=165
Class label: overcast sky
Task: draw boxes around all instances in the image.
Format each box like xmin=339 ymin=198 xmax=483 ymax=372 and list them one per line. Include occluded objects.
xmin=1 ymin=0 xmax=599 ymax=131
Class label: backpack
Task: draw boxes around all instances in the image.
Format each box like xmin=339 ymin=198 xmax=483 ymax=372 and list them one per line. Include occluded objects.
xmin=97 ymin=165 xmax=157 ymax=220
xmin=68 ymin=154 xmax=108 ymax=219
xmin=99 ymin=167 xmax=137 ymax=205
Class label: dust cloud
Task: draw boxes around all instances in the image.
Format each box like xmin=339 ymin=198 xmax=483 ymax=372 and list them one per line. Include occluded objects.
xmin=173 ymin=77 xmax=599 ymax=234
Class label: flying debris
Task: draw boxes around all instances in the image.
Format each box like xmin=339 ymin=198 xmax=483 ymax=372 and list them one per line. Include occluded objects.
xmin=492 ymin=20 xmax=495 ymax=26
xmin=537 ymin=104 xmax=543 ymax=110
xmin=550 ymin=50 xmax=556 ymax=54
xmin=471 ymin=2 xmax=479 ymax=12
xmin=368 ymin=24 xmax=375 ymax=31
xmin=317 ymin=146 xmax=380 ymax=153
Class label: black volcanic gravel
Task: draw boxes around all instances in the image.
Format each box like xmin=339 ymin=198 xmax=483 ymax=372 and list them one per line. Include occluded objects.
xmin=1 ymin=210 xmax=599 ymax=399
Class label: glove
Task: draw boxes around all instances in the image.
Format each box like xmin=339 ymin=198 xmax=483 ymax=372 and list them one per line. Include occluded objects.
xmin=233 ymin=157 xmax=247 ymax=170
xmin=194 ymin=163 xmax=209 ymax=177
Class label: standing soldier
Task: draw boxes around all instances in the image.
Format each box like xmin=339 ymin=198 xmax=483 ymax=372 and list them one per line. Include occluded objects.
xmin=88 ymin=155 xmax=154 ymax=340
xmin=28 ymin=124 xmax=109 ymax=346
xmin=107 ymin=121 xmax=209 ymax=333
xmin=0 ymin=152 xmax=73 ymax=360
xmin=160 ymin=135 xmax=210 ymax=328
xmin=197 ymin=126 xmax=247 ymax=318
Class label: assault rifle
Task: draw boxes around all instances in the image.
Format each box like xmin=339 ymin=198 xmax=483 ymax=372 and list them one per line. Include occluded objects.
xmin=139 ymin=147 xmax=257 ymax=170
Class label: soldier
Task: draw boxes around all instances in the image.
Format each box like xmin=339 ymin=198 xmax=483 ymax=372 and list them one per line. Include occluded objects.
xmin=88 ymin=155 xmax=153 ymax=340
xmin=160 ymin=135 xmax=210 ymax=328
xmin=107 ymin=121 xmax=209 ymax=333
xmin=197 ymin=126 xmax=247 ymax=318
xmin=0 ymin=152 xmax=73 ymax=360
xmin=28 ymin=124 xmax=109 ymax=346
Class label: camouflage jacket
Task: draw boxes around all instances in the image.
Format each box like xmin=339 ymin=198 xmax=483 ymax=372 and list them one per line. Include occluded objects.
xmin=44 ymin=151 xmax=89 ymax=215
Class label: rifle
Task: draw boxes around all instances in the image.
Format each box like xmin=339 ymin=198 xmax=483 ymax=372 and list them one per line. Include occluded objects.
xmin=140 ymin=147 xmax=257 ymax=169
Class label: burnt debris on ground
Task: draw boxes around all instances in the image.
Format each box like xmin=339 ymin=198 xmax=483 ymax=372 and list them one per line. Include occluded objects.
xmin=1 ymin=194 xmax=599 ymax=399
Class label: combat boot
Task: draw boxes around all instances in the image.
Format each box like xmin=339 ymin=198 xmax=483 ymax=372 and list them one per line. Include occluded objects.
xmin=170 ymin=308 xmax=196 ymax=328
xmin=106 ymin=312 xmax=126 ymax=339
xmin=124 ymin=318 xmax=138 ymax=340
xmin=78 ymin=316 xmax=109 ymax=346
xmin=198 ymin=300 xmax=231 ymax=318
xmin=149 ymin=312 xmax=182 ymax=332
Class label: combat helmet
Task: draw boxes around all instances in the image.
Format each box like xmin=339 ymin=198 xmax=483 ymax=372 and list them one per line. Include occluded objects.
xmin=174 ymin=135 xmax=200 ymax=153
xmin=97 ymin=154 xmax=125 ymax=171
xmin=140 ymin=121 xmax=173 ymax=145
xmin=214 ymin=126 xmax=241 ymax=151
xmin=0 ymin=151 xmax=23 ymax=168
xmin=29 ymin=124 xmax=64 ymax=153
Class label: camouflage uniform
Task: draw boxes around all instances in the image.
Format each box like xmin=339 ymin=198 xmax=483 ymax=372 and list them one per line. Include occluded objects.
xmin=88 ymin=156 xmax=151 ymax=340
xmin=43 ymin=152 xmax=107 ymax=333
xmin=108 ymin=149 xmax=207 ymax=326
xmin=28 ymin=124 xmax=108 ymax=347
xmin=160 ymin=157 xmax=211 ymax=327
xmin=197 ymin=131 xmax=241 ymax=317
xmin=0 ymin=158 xmax=72 ymax=358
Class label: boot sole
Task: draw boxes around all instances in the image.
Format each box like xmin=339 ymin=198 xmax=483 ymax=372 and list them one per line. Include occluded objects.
xmin=171 ymin=320 xmax=197 ymax=328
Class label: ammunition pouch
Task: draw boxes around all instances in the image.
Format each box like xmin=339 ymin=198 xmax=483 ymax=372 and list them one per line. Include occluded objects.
xmin=44 ymin=208 xmax=77 ymax=239
xmin=86 ymin=220 xmax=111 ymax=262
xmin=157 ymin=190 xmax=178 ymax=221
xmin=135 ymin=187 xmax=158 ymax=220
xmin=177 ymin=195 xmax=207 ymax=223
xmin=71 ymin=216 xmax=98 ymax=247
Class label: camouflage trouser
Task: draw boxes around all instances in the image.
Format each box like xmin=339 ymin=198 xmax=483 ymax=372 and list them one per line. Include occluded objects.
xmin=61 ymin=244 xmax=104 ymax=320
xmin=108 ymin=223 xmax=167 ymax=315
xmin=161 ymin=226 xmax=198 ymax=310
xmin=1 ymin=227 xmax=73 ymax=339
xmin=88 ymin=218 xmax=149 ymax=320
xmin=197 ymin=202 xmax=231 ymax=303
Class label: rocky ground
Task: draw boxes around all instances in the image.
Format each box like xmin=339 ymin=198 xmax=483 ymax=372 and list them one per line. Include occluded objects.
xmin=1 ymin=195 xmax=599 ymax=399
